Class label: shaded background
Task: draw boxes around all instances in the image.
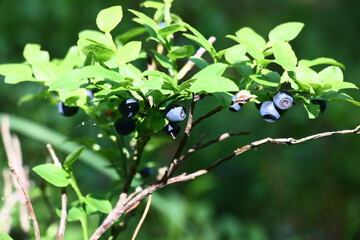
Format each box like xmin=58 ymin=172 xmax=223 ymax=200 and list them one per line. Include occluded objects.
xmin=1 ymin=0 xmax=360 ymax=239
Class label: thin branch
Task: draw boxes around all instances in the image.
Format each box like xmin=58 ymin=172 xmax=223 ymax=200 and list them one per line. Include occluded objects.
xmin=47 ymin=144 xmax=67 ymax=240
xmin=164 ymin=94 xmax=197 ymax=180
xmin=192 ymin=105 xmax=223 ymax=128
xmin=131 ymin=194 xmax=152 ymax=240
xmin=179 ymin=131 xmax=250 ymax=162
xmin=0 ymin=169 xmax=14 ymax=233
xmin=178 ymin=36 xmax=216 ymax=80
xmin=90 ymin=125 xmax=360 ymax=240
xmin=1 ymin=115 xmax=38 ymax=238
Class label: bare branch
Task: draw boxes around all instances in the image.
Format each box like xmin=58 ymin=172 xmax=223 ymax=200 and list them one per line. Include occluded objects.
xmin=131 ymin=194 xmax=152 ymax=240
xmin=47 ymin=144 xmax=67 ymax=240
xmin=192 ymin=105 xmax=223 ymax=128
xmin=0 ymin=169 xmax=14 ymax=233
xmin=178 ymin=36 xmax=216 ymax=80
xmin=90 ymin=125 xmax=360 ymax=240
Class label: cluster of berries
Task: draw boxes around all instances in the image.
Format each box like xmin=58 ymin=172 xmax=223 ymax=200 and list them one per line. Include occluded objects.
xmin=230 ymin=90 xmax=327 ymax=122
xmin=114 ymin=98 xmax=139 ymax=135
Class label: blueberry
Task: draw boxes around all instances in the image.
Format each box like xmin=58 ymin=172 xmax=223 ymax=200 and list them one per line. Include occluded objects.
xmin=273 ymin=90 xmax=293 ymax=110
xmin=229 ymin=103 xmax=242 ymax=112
xmin=114 ymin=117 xmax=136 ymax=135
xmin=311 ymin=99 xmax=327 ymax=114
xmin=86 ymin=89 xmax=94 ymax=100
xmin=119 ymin=98 xmax=139 ymax=118
xmin=164 ymin=104 xmax=186 ymax=122
xmin=158 ymin=22 xmax=166 ymax=29
xmin=57 ymin=101 xmax=79 ymax=117
xmin=139 ymin=167 xmax=153 ymax=178
xmin=162 ymin=122 xmax=180 ymax=139
xmin=260 ymin=101 xmax=281 ymax=122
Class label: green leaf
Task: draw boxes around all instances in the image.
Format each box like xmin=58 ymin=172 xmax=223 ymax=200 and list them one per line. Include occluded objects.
xmin=78 ymin=30 xmax=111 ymax=46
xmin=192 ymin=63 xmax=228 ymax=79
xmin=118 ymin=41 xmax=142 ymax=64
xmin=212 ymin=92 xmax=233 ymax=109
xmin=0 ymin=233 xmax=13 ymax=240
xmin=0 ymin=63 xmax=39 ymax=84
xmin=49 ymin=66 xmax=125 ymax=91
xmin=23 ymin=44 xmax=50 ymax=64
xmin=67 ymin=205 xmax=83 ymax=222
xmin=129 ymin=9 xmax=160 ymax=39
xmin=60 ymin=46 xmax=82 ymax=71
xmin=167 ymin=45 xmax=195 ymax=60
xmin=32 ymin=62 xmax=62 ymax=85
xmin=250 ymin=72 xmax=280 ymax=87
xmin=96 ymin=6 xmax=123 ymax=32
xmin=322 ymin=92 xmax=360 ymax=107
xmin=298 ymin=57 xmax=345 ymax=70
xmin=317 ymin=66 xmax=358 ymax=91
xmin=33 ymin=164 xmax=70 ymax=187
xmin=116 ymin=27 xmax=147 ymax=44
xmin=269 ymin=22 xmax=304 ymax=42
xmin=77 ymin=38 xmax=116 ymax=62
xmin=58 ymin=88 xmax=87 ymax=106
xmin=64 ymin=146 xmax=85 ymax=170
xmin=223 ymin=44 xmax=247 ymax=64
xmin=141 ymin=1 xmax=164 ymax=9
xmin=151 ymin=50 xmax=173 ymax=69
xmin=189 ymin=76 xmax=239 ymax=93
xmin=183 ymin=23 xmax=217 ymax=60
xmin=158 ymin=24 xmax=186 ymax=38
xmin=272 ymin=41 xmax=297 ymax=70
xmin=302 ymin=97 xmax=320 ymax=119
xmin=189 ymin=57 xmax=209 ymax=69
xmin=84 ymin=194 xmax=112 ymax=214
xmin=235 ymin=27 xmax=265 ymax=60
xmin=146 ymin=109 xmax=166 ymax=132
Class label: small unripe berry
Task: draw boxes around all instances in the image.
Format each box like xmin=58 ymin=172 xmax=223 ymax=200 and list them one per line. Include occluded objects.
xmin=273 ymin=90 xmax=293 ymax=110
xmin=114 ymin=117 xmax=136 ymax=135
xmin=119 ymin=98 xmax=139 ymax=118
xmin=57 ymin=101 xmax=78 ymax=117
xmin=260 ymin=101 xmax=281 ymax=122
xmin=164 ymin=104 xmax=186 ymax=122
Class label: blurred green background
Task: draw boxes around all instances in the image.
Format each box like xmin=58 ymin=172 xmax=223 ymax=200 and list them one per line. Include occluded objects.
xmin=1 ymin=0 xmax=360 ymax=239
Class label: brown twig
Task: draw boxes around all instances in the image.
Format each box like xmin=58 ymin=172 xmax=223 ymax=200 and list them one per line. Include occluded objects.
xmin=192 ymin=105 xmax=223 ymax=128
xmin=1 ymin=115 xmax=38 ymax=238
xmin=0 ymin=169 xmax=14 ymax=233
xmin=90 ymin=125 xmax=360 ymax=239
xmin=178 ymin=36 xmax=216 ymax=80
xmin=47 ymin=144 xmax=67 ymax=240
xmin=131 ymin=194 xmax=152 ymax=240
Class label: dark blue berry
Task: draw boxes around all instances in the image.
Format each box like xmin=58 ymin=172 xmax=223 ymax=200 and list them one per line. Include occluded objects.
xmin=139 ymin=167 xmax=153 ymax=178
xmin=119 ymin=98 xmax=139 ymax=118
xmin=58 ymin=101 xmax=78 ymax=117
xmin=114 ymin=117 xmax=136 ymax=135
xmin=260 ymin=101 xmax=281 ymax=122
xmin=273 ymin=90 xmax=293 ymax=110
xmin=162 ymin=122 xmax=180 ymax=139
xmin=311 ymin=99 xmax=327 ymax=114
xmin=165 ymin=104 xmax=186 ymax=122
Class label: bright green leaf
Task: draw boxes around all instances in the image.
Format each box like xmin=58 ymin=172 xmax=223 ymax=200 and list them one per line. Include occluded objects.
xmin=33 ymin=164 xmax=70 ymax=187
xmin=115 ymin=27 xmax=147 ymax=44
xmin=96 ymin=6 xmax=123 ymax=32
xmin=129 ymin=9 xmax=160 ymax=39
xmin=67 ymin=205 xmax=83 ymax=222
xmin=250 ymin=72 xmax=280 ymax=87
xmin=235 ymin=27 xmax=265 ymax=60
xmin=32 ymin=62 xmax=62 ymax=85
xmin=223 ymin=44 xmax=247 ymax=64
xmin=189 ymin=76 xmax=239 ymax=93
xmin=192 ymin=63 xmax=228 ymax=79
xmin=167 ymin=45 xmax=195 ymax=60
xmin=64 ymin=146 xmax=85 ymax=170
xmin=141 ymin=1 xmax=164 ymax=9
xmin=189 ymin=57 xmax=209 ymax=69
xmin=118 ymin=41 xmax=142 ymax=64
xmin=60 ymin=46 xmax=82 ymax=71
xmin=298 ymin=57 xmax=345 ymax=70
xmin=272 ymin=41 xmax=297 ymax=70
xmin=0 ymin=63 xmax=39 ymax=84
xmin=0 ymin=233 xmax=13 ymax=240
xmin=49 ymin=66 xmax=125 ymax=90
xmin=302 ymin=97 xmax=320 ymax=119
xmin=151 ymin=50 xmax=173 ymax=69
xmin=269 ymin=22 xmax=304 ymax=42
xmin=158 ymin=24 xmax=186 ymax=38
xmin=77 ymin=39 xmax=116 ymax=62
xmin=78 ymin=30 xmax=111 ymax=46
xmin=84 ymin=194 xmax=112 ymax=214
xmin=23 ymin=44 xmax=50 ymax=64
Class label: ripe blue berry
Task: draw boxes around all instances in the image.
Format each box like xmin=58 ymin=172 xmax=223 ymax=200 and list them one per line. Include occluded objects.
xmin=260 ymin=101 xmax=281 ymax=122
xmin=229 ymin=103 xmax=242 ymax=112
xmin=164 ymin=104 xmax=186 ymax=122
xmin=273 ymin=90 xmax=293 ymax=110
xmin=119 ymin=98 xmax=139 ymax=118
xmin=162 ymin=122 xmax=180 ymax=139
xmin=114 ymin=117 xmax=136 ymax=135
xmin=139 ymin=167 xmax=153 ymax=178
xmin=311 ymin=99 xmax=327 ymax=114
xmin=57 ymin=101 xmax=78 ymax=117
